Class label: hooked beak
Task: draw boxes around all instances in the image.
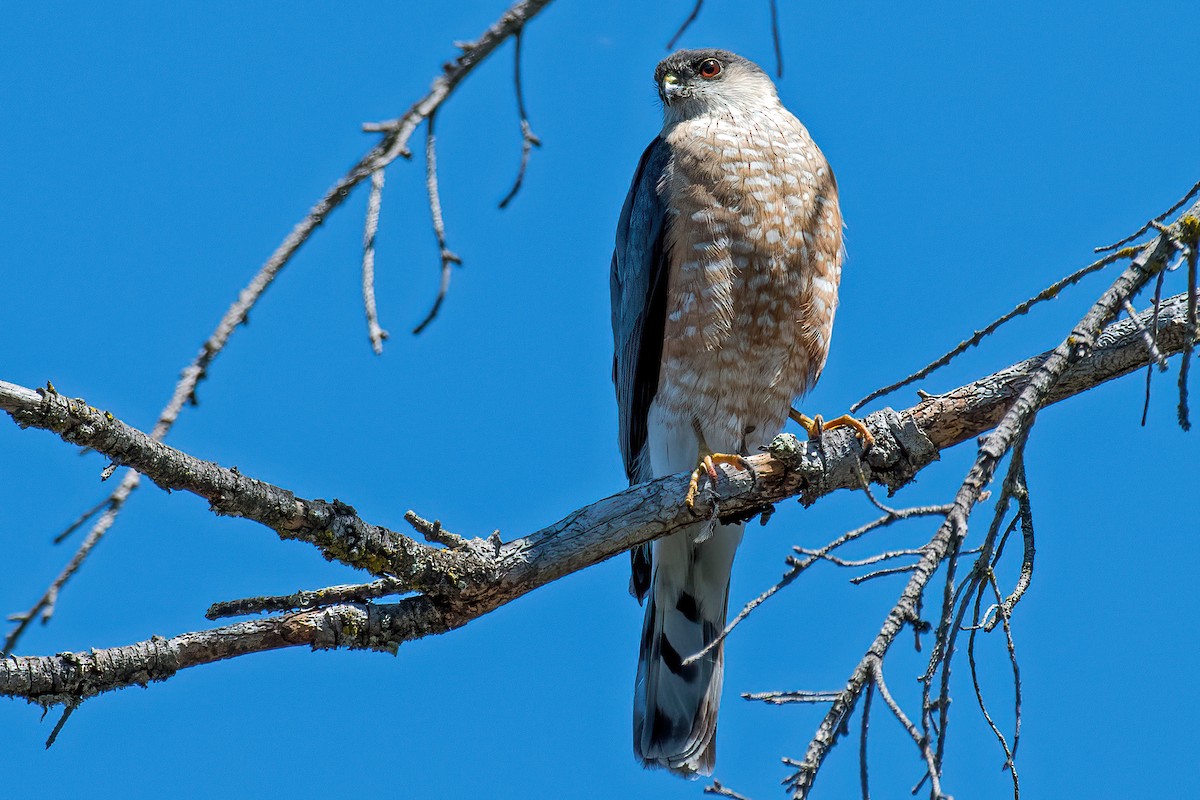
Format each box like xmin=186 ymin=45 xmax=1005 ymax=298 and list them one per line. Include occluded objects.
xmin=661 ymin=72 xmax=690 ymax=104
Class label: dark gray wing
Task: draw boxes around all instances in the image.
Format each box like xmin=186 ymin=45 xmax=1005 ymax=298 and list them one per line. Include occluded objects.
xmin=611 ymin=137 xmax=672 ymax=603
xmin=611 ymin=137 xmax=672 ymax=484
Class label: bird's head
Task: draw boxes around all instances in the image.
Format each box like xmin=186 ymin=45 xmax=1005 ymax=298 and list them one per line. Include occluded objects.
xmin=654 ymin=49 xmax=776 ymax=123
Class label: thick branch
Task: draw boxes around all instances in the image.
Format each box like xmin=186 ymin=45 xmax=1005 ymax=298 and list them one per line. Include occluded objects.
xmin=6 ymin=0 xmax=557 ymax=657
xmin=2 ymin=287 xmax=1194 ymax=703
xmin=0 ymin=598 xmax=455 ymax=708
xmin=0 ymin=381 xmax=490 ymax=598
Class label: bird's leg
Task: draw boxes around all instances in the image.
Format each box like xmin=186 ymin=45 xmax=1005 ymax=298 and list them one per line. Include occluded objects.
xmin=684 ymin=421 xmax=754 ymax=511
xmin=789 ymin=408 xmax=875 ymax=452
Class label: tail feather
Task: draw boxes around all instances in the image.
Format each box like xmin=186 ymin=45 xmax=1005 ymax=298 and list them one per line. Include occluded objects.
xmin=634 ymin=521 xmax=742 ymax=776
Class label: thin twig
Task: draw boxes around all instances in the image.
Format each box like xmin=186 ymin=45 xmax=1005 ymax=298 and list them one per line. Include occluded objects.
xmin=985 ymin=471 xmax=1035 ymax=632
xmin=851 ymin=249 xmax=1132 ymax=412
xmin=872 ymin=660 xmax=942 ymax=799
xmin=743 ymin=690 xmax=841 ymax=705
xmin=498 ymin=28 xmax=541 ymax=209
xmin=681 ymin=504 xmax=952 ymax=667
xmin=404 ymin=510 xmax=471 ymax=550
xmin=767 ymin=0 xmax=783 ymax=78
xmin=789 ymin=547 xmax=926 ymax=570
xmin=667 ymin=0 xmax=704 ymax=50
xmin=705 ymin=780 xmax=752 ymax=800
xmin=966 ymin=574 xmax=1018 ymax=793
xmin=206 ymin=577 xmax=408 ymax=620
xmin=51 ymin=496 xmax=114 ymax=545
xmin=1122 ymin=298 xmax=1167 ymax=370
xmin=1179 ymin=228 xmax=1199 ymax=430
xmin=848 ymin=562 xmax=920 ymax=585
xmin=413 ymin=113 xmax=463 ymax=335
xmin=989 ymin=573 xmax=1024 ymax=771
xmin=1094 ymin=179 xmax=1200 ymax=252
xmin=859 ymin=680 xmax=873 ymax=800
xmin=44 ymin=702 xmax=77 ymax=749
xmin=1142 ymin=271 xmax=1166 ymax=425
xmin=4 ymin=475 xmax=136 ymax=656
xmin=361 ymin=168 xmax=389 ymax=354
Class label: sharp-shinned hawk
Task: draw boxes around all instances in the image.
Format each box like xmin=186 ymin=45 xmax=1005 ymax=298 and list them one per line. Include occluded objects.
xmin=610 ymin=48 xmax=844 ymax=776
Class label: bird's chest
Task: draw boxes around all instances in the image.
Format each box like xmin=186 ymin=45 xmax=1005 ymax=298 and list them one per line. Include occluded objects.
xmin=654 ymin=113 xmax=833 ymax=429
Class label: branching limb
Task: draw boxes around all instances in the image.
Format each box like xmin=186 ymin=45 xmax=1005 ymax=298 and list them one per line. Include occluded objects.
xmin=0 ymin=380 xmax=490 ymax=601
xmin=683 ymin=503 xmax=952 ymax=668
xmin=852 ymin=248 xmax=1133 ymax=412
xmin=6 ymin=0 xmax=557 ymax=657
xmin=784 ymin=202 xmax=1200 ymax=800
xmin=1 ymin=597 xmax=459 ymax=708
xmin=3 ymin=258 xmax=1197 ymax=702
xmin=1094 ymin=178 xmax=1200 ymax=252
xmin=871 ymin=660 xmax=943 ymax=799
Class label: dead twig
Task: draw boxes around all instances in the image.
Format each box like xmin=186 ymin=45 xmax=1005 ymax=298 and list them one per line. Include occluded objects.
xmin=412 ymin=113 xmax=463 ymax=335
xmin=498 ymin=28 xmax=541 ymax=209
xmin=667 ymin=0 xmax=704 ymax=50
xmin=361 ymin=168 xmax=389 ymax=354
xmin=1178 ymin=224 xmax=1199 ymax=430
xmin=1094 ymin=179 xmax=1200 ymax=252
xmin=206 ymin=578 xmax=408 ymax=620
xmin=681 ymin=504 xmax=952 ymax=668
xmin=1142 ymin=271 xmax=1166 ymax=425
xmin=768 ymin=0 xmax=783 ymax=78
xmin=852 ymin=248 xmax=1132 ymax=412
xmin=44 ymin=702 xmax=77 ymax=749
xmin=705 ymin=780 xmax=753 ymax=800
xmin=742 ymin=690 xmax=841 ymax=705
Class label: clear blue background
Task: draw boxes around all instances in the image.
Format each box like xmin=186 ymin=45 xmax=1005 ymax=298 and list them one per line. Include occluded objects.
xmin=2 ymin=3 xmax=1197 ymax=798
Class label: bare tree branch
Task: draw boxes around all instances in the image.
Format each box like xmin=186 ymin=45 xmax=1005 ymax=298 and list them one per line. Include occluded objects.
xmin=4 ymin=0 xmax=557 ymax=657
xmin=1094 ymin=178 xmax=1200 ymax=252
xmin=2 ymin=273 xmax=1196 ymax=705
xmin=206 ymin=578 xmax=407 ymax=621
xmin=852 ymin=248 xmax=1132 ymax=412
xmin=782 ymin=203 xmax=1200 ymax=799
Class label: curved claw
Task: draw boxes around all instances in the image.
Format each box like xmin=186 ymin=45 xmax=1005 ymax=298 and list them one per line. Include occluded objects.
xmin=685 ymin=452 xmax=755 ymax=511
xmin=789 ymin=409 xmax=875 ymax=453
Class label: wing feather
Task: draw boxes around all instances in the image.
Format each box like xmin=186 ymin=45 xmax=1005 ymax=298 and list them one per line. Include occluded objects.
xmin=611 ymin=137 xmax=672 ymax=604
xmin=611 ymin=137 xmax=672 ymax=485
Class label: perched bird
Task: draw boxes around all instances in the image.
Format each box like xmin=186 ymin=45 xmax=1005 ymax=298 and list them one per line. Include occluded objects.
xmin=610 ymin=48 xmax=845 ymax=776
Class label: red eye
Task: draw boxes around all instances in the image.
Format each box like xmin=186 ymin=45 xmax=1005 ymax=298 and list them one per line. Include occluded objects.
xmin=698 ymin=59 xmax=722 ymax=79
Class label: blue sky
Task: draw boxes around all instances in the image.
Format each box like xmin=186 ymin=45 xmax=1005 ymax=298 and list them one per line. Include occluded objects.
xmin=2 ymin=2 xmax=1197 ymax=798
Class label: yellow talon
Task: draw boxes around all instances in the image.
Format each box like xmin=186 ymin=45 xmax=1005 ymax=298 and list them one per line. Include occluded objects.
xmin=685 ymin=452 xmax=754 ymax=511
xmin=789 ymin=408 xmax=875 ymax=452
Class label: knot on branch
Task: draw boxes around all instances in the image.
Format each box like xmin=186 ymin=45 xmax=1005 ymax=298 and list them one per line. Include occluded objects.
xmin=767 ymin=408 xmax=938 ymax=504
